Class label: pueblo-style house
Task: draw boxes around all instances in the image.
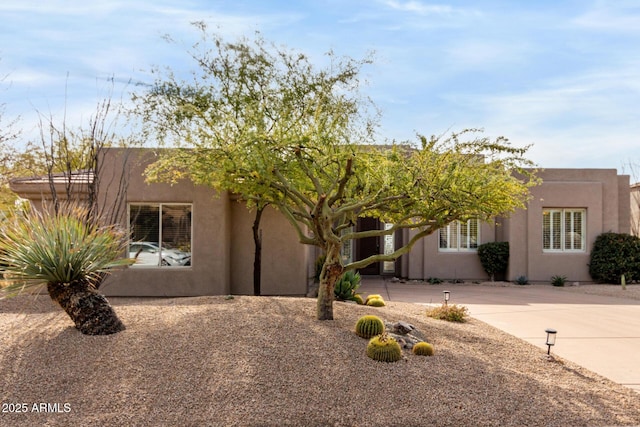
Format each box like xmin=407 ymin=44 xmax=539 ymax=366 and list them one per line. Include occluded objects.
xmin=9 ymin=148 xmax=632 ymax=297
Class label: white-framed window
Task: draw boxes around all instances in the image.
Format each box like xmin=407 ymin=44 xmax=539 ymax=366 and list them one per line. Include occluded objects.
xmin=383 ymin=223 xmax=395 ymax=273
xmin=341 ymin=226 xmax=354 ymax=265
xmin=439 ymin=219 xmax=480 ymax=252
xmin=543 ymin=208 xmax=586 ymax=252
xmin=129 ymin=203 xmax=192 ymax=267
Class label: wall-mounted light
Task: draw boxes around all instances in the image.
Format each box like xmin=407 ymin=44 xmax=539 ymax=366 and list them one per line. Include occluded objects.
xmin=443 ymin=290 xmax=450 ymax=306
xmin=545 ymin=328 xmax=557 ymax=355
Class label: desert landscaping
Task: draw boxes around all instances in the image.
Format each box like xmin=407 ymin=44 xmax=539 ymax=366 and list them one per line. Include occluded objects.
xmin=2 ymin=287 xmax=640 ymax=427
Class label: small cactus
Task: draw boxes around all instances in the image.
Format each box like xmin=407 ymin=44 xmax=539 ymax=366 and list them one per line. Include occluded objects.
xmin=353 ymin=294 xmax=364 ymax=305
xmin=366 ymin=333 xmax=402 ymax=362
xmin=412 ymin=341 xmax=434 ymax=356
xmin=355 ymin=315 xmax=385 ymax=338
xmin=365 ymin=294 xmax=383 ymax=304
xmin=366 ymin=297 xmax=386 ymax=307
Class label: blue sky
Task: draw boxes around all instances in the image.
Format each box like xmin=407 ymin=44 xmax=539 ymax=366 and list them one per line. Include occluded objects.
xmin=1 ymin=0 xmax=639 ymax=169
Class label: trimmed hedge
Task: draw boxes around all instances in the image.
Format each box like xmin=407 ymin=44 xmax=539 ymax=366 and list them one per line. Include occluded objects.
xmin=588 ymin=232 xmax=640 ymax=284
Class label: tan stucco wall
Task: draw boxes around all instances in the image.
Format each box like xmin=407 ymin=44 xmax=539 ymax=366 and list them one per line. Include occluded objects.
xmin=404 ymin=221 xmax=495 ymax=281
xmin=631 ymin=184 xmax=639 ymax=236
xmin=100 ymin=148 xmax=308 ymax=297
xmin=9 ymin=147 xmax=632 ymax=292
xmin=505 ymin=169 xmax=630 ymax=283
xmin=101 ymin=148 xmax=233 ymax=297
xmin=403 ymin=169 xmax=630 ymax=283
xmin=618 ymin=175 xmax=631 ymax=234
xmin=229 ymin=201 xmax=308 ymax=295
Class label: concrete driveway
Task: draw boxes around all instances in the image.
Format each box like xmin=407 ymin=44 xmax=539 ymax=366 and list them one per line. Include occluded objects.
xmin=358 ymin=278 xmax=640 ymax=393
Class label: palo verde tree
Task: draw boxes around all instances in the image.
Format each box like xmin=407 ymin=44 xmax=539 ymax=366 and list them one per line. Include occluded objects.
xmin=135 ymin=26 xmax=537 ymax=320
xmin=136 ymin=23 xmax=379 ymax=297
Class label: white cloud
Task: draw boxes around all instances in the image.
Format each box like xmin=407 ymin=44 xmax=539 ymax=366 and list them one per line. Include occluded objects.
xmin=572 ymin=1 xmax=640 ymax=33
xmin=2 ymin=0 xmax=640 ymax=169
xmin=381 ymin=0 xmax=479 ymax=17
xmin=443 ymin=39 xmax=533 ymax=69
xmin=453 ymin=67 xmax=640 ymax=167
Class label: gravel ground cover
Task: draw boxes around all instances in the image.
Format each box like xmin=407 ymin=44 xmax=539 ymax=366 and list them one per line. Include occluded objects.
xmin=1 ymin=291 xmax=640 ymax=427
xmin=558 ymin=283 xmax=640 ymax=300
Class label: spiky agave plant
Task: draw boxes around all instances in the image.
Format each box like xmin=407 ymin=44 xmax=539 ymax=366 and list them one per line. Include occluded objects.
xmin=334 ymin=270 xmax=361 ymax=302
xmin=0 ymin=203 xmax=132 ymax=335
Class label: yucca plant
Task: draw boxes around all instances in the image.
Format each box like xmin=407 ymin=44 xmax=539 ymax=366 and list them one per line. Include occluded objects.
xmin=0 ymin=203 xmax=132 ymax=335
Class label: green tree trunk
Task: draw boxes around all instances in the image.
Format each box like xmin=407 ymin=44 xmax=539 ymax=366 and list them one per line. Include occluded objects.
xmin=47 ymin=280 xmax=125 ymax=335
xmin=317 ymin=246 xmax=344 ymax=320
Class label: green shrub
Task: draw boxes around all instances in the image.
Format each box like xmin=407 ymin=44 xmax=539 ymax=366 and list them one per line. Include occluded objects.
xmin=514 ymin=275 xmax=529 ymax=285
xmin=412 ymin=342 xmax=434 ymax=356
xmin=589 ymin=233 xmax=640 ymax=283
xmin=366 ymin=333 xmax=402 ymax=362
xmin=551 ymin=275 xmax=567 ymax=287
xmin=426 ymin=304 xmax=468 ymax=322
xmin=477 ymin=242 xmax=509 ymax=281
xmin=427 ymin=277 xmax=443 ymax=284
xmin=354 ymin=315 xmax=385 ymax=338
xmin=334 ymin=270 xmax=361 ymax=302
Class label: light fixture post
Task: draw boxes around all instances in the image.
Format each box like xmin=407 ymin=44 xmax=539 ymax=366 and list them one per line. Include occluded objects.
xmin=545 ymin=328 xmax=557 ymax=355
xmin=443 ymin=290 xmax=450 ymax=306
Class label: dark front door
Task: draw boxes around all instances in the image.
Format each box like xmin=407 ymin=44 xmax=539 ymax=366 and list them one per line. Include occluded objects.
xmin=356 ymin=217 xmax=380 ymax=275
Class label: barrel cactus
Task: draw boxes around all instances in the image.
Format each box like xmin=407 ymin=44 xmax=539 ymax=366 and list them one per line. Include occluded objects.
xmin=366 ymin=333 xmax=402 ymax=362
xmin=412 ymin=341 xmax=434 ymax=356
xmin=353 ymin=294 xmax=364 ymax=305
xmin=365 ymin=294 xmax=383 ymax=304
xmin=355 ymin=315 xmax=385 ymax=338
xmin=366 ymin=297 xmax=386 ymax=307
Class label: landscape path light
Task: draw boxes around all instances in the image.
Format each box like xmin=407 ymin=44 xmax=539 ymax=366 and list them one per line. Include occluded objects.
xmin=443 ymin=290 xmax=450 ymax=306
xmin=545 ymin=328 xmax=557 ymax=356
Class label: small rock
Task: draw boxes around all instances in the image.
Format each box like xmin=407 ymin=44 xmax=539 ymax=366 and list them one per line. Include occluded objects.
xmin=392 ymin=321 xmax=415 ymax=335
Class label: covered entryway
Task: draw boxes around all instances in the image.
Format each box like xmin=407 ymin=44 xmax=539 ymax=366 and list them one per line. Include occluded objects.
xmin=354 ymin=218 xmax=401 ymax=276
xmin=355 ymin=217 xmax=380 ymax=275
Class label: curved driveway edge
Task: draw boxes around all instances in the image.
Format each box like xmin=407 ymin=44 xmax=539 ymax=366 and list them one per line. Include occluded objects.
xmin=358 ymin=278 xmax=640 ymax=393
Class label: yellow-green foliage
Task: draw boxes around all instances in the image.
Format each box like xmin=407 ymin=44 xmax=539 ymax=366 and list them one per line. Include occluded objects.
xmin=412 ymin=342 xmax=434 ymax=356
xmin=426 ymin=304 xmax=468 ymax=323
xmin=366 ymin=297 xmax=386 ymax=307
xmin=366 ymin=333 xmax=402 ymax=362
xmin=353 ymin=294 xmax=364 ymax=305
xmin=354 ymin=315 xmax=385 ymax=338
